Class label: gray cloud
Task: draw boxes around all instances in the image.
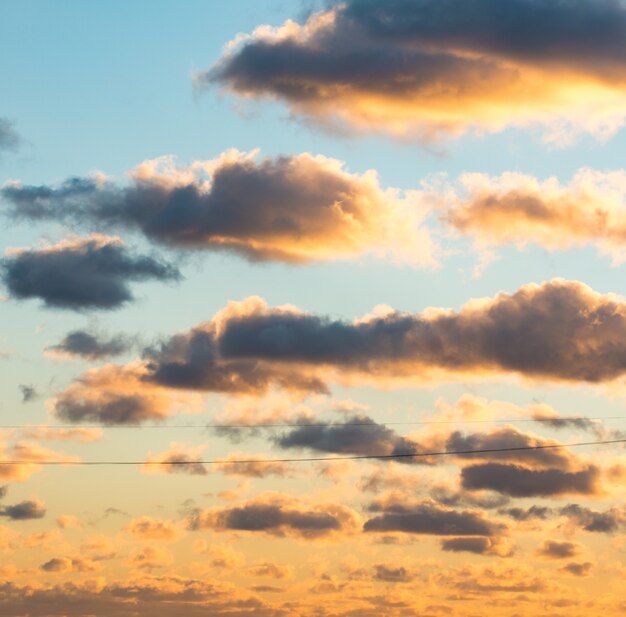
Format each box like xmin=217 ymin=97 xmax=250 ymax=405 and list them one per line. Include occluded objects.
xmin=19 ymin=384 xmax=38 ymax=403
xmin=560 ymin=562 xmax=594 ymax=577
xmin=461 ymin=463 xmax=601 ymax=497
xmin=274 ymin=415 xmax=431 ymax=462
xmin=444 ymin=427 xmax=574 ymax=469
xmin=188 ymin=495 xmax=359 ymax=540
xmin=2 ymin=152 xmax=430 ymax=265
xmin=536 ymin=540 xmax=580 ymax=559
xmin=559 ymin=504 xmax=625 ymax=533
xmin=48 ymin=329 xmax=132 ymax=360
xmin=1 ymin=236 xmax=180 ymax=311
xmin=364 ymin=499 xmax=502 ymax=536
xmin=373 ymin=564 xmax=414 ymax=583
xmin=203 ymin=0 xmax=626 ymax=139
xmin=440 ymin=536 xmax=495 ymax=555
xmin=0 ymin=486 xmax=6 ymax=499
xmin=0 ymin=499 xmax=46 ymax=520
xmin=55 ymin=279 xmax=626 ymax=424
xmin=499 ymin=505 xmax=553 ymax=521
xmin=0 ymin=118 xmax=20 ymax=154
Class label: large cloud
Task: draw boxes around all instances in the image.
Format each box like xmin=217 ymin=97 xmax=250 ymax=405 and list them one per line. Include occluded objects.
xmin=363 ymin=496 xmax=503 ymax=536
xmin=188 ymin=493 xmax=360 ymax=540
xmin=1 ymin=235 xmax=179 ymax=311
xmin=202 ymin=0 xmax=626 ymax=141
xmin=442 ymin=168 xmax=626 ymax=262
xmin=52 ymin=279 xmax=626 ymax=424
xmin=461 ymin=463 xmax=601 ymax=497
xmin=2 ymin=151 xmax=433 ymax=265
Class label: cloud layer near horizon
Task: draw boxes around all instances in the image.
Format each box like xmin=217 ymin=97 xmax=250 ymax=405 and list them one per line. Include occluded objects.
xmin=202 ymin=0 xmax=626 ymax=142
xmin=2 ymin=151 xmax=433 ymax=265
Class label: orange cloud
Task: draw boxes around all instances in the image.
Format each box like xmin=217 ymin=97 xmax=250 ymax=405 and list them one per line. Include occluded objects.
xmin=442 ymin=168 xmax=626 ymax=263
xmin=203 ymin=1 xmax=626 ymax=143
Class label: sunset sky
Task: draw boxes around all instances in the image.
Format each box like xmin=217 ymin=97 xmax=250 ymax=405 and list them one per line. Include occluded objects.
xmin=1 ymin=1 xmax=626 ymax=615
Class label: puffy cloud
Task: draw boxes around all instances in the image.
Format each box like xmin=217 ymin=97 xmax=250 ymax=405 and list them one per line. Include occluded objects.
xmin=143 ymin=443 xmax=208 ymax=476
xmin=0 ymin=499 xmax=46 ymax=520
xmin=274 ymin=415 xmax=434 ymax=462
xmin=461 ymin=463 xmax=601 ymax=497
xmin=247 ymin=562 xmax=292 ymax=580
xmin=188 ymin=493 xmax=360 ymax=540
xmin=1 ymin=235 xmax=180 ymax=311
xmin=202 ymin=0 xmax=626 ymax=142
xmin=442 ymin=168 xmax=626 ymax=262
xmin=499 ymin=505 xmax=552 ymax=521
xmin=124 ymin=517 xmax=184 ymax=542
xmin=364 ymin=497 xmax=503 ymax=536
xmin=0 ymin=440 xmax=80 ymax=482
xmin=536 ymin=540 xmax=581 ymax=559
xmin=560 ymin=561 xmax=594 ymax=577
xmin=40 ymin=557 xmax=98 ymax=573
xmin=372 ymin=564 xmax=414 ymax=583
xmin=47 ymin=329 xmax=132 ymax=360
xmin=440 ymin=536 xmax=513 ymax=556
xmin=3 ymin=151 xmax=434 ymax=265
xmin=126 ymin=546 xmax=174 ymax=570
xmin=559 ymin=503 xmax=626 ymax=532
xmin=193 ymin=540 xmax=246 ymax=569
xmin=54 ymin=363 xmax=202 ymax=425
xmin=53 ymin=279 xmax=626 ymax=425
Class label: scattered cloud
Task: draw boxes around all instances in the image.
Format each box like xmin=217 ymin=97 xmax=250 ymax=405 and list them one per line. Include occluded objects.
xmin=1 ymin=235 xmax=180 ymax=311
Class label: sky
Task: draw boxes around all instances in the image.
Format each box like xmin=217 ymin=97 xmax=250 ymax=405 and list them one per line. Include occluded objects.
xmin=1 ymin=0 xmax=626 ymax=615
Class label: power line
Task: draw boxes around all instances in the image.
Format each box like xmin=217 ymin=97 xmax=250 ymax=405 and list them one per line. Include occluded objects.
xmin=1 ymin=415 xmax=624 ymax=430
xmin=1 ymin=438 xmax=625 ymax=466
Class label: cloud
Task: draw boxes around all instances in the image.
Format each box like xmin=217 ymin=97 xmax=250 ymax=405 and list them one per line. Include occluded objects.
xmin=19 ymin=384 xmax=38 ymax=403
xmin=559 ymin=503 xmax=626 ymax=532
xmin=560 ymin=562 xmax=594 ymax=577
xmin=372 ymin=564 xmax=414 ymax=583
xmin=20 ymin=426 xmax=102 ymax=443
xmin=499 ymin=505 xmax=553 ymax=521
xmin=202 ymin=0 xmax=626 ymax=142
xmin=461 ymin=463 xmax=601 ymax=497
xmin=1 ymin=235 xmax=180 ymax=311
xmin=0 ymin=440 xmax=80 ymax=482
xmin=143 ymin=443 xmax=208 ymax=476
xmin=124 ymin=517 xmax=184 ymax=542
xmin=188 ymin=493 xmax=360 ymax=540
xmin=214 ymin=453 xmax=297 ymax=478
xmin=364 ymin=497 xmax=503 ymax=536
xmin=0 ymin=118 xmax=20 ymax=154
xmin=442 ymin=168 xmax=626 ymax=262
xmin=274 ymin=414 xmax=434 ymax=462
xmin=40 ymin=557 xmax=98 ymax=573
xmin=0 ymin=499 xmax=46 ymax=520
xmin=54 ymin=363 xmax=202 ymax=425
xmin=56 ymin=515 xmax=82 ymax=530
xmin=126 ymin=547 xmax=174 ymax=570
xmin=3 ymin=151 xmax=434 ymax=265
xmin=53 ymin=279 xmax=626 ymax=425
xmin=440 ymin=536 xmax=512 ymax=556
xmin=536 ymin=540 xmax=581 ymax=559
xmin=47 ymin=328 xmax=133 ymax=360
xmin=247 ymin=562 xmax=292 ymax=580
